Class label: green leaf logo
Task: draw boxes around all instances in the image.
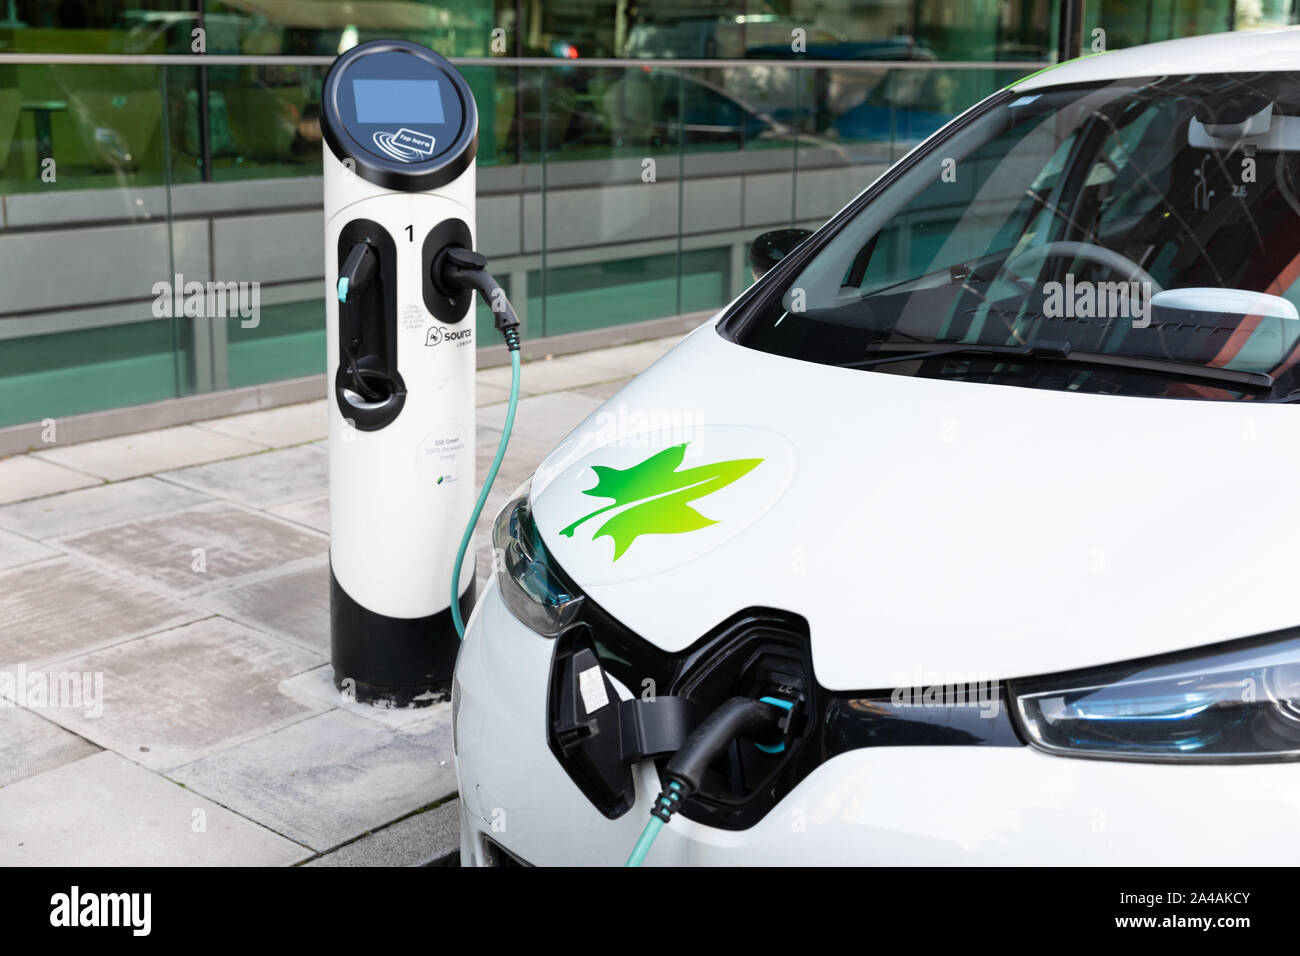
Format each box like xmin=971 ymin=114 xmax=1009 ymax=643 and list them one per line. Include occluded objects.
xmin=559 ymin=443 xmax=763 ymax=560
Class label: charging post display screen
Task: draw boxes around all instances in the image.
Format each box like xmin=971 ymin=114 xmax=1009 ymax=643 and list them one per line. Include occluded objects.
xmin=352 ymin=79 xmax=445 ymax=125
xmin=322 ymin=40 xmax=477 ymax=190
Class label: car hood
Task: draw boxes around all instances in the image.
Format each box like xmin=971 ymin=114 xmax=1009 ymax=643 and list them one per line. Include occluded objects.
xmin=529 ymin=319 xmax=1300 ymax=690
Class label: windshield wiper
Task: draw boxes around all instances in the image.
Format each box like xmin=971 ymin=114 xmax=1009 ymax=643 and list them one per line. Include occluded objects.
xmin=843 ymin=339 xmax=1275 ymax=390
xmin=847 ymin=339 xmax=1071 ymax=368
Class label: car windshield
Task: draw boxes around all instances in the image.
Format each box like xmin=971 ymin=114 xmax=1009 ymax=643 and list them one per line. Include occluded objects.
xmin=738 ymin=71 xmax=1300 ymax=401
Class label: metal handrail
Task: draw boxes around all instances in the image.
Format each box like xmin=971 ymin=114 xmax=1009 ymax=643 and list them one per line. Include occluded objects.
xmin=0 ymin=52 xmax=1049 ymax=71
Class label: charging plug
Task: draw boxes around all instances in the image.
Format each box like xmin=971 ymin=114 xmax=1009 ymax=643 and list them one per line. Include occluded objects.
xmin=338 ymin=241 xmax=379 ymax=350
xmin=627 ymin=695 xmax=790 ymax=865
xmin=433 ymin=246 xmax=520 ymax=350
xmin=654 ymin=695 xmax=792 ymax=817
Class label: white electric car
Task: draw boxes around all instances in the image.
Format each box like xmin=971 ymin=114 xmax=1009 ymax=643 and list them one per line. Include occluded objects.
xmin=454 ymin=28 xmax=1300 ymax=865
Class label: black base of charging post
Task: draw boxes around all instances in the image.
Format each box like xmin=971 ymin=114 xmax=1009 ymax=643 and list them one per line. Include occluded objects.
xmin=329 ymin=565 xmax=474 ymax=706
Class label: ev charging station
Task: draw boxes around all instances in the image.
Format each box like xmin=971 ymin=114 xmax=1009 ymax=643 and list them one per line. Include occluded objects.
xmin=320 ymin=39 xmax=518 ymax=706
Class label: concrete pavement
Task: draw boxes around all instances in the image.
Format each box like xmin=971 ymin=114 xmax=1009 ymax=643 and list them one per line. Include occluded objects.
xmin=0 ymin=336 xmax=679 ymax=865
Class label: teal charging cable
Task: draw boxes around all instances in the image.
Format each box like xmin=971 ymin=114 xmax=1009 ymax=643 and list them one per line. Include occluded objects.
xmin=626 ymin=780 xmax=683 ymax=866
xmin=434 ymin=246 xmax=523 ymax=639
xmin=451 ymin=345 xmax=519 ymax=638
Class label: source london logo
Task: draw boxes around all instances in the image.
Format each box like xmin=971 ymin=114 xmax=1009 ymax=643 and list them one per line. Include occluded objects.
xmin=559 ymin=442 xmax=762 ymax=560
xmin=371 ymin=127 xmax=435 ymax=162
xmin=425 ymin=326 xmax=473 ymax=347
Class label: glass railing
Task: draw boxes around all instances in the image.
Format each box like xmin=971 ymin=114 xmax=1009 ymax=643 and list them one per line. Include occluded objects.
xmin=0 ymin=57 xmax=1034 ymax=428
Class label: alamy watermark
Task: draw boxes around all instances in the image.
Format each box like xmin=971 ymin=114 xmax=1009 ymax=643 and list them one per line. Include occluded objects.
xmin=889 ymin=669 xmax=1001 ymax=719
xmin=1042 ymin=273 xmax=1152 ymax=329
xmin=0 ymin=665 xmax=103 ymax=718
xmin=50 ymin=886 xmax=150 ymax=936
xmin=151 ymin=273 xmax=260 ymax=328
xmin=586 ymin=402 xmax=705 ymax=449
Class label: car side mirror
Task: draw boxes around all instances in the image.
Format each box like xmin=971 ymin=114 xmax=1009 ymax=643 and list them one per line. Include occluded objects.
xmin=749 ymin=228 xmax=813 ymax=281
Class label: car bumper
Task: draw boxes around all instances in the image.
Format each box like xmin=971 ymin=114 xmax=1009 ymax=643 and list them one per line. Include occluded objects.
xmin=453 ymin=580 xmax=1300 ymax=866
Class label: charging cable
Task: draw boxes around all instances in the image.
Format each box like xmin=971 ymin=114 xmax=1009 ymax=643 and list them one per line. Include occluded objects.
xmin=626 ymin=695 xmax=792 ymax=866
xmin=337 ymin=242 xmax=384 ymax=401
xmin=433 ymin=247 xmax=522 ymax=638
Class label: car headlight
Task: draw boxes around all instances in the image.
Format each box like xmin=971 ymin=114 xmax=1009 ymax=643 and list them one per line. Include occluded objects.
xmin=491 ymin=479 xmax=585 ymax=637
xmin=1010 ymin=629 xmax=1300 ymax=762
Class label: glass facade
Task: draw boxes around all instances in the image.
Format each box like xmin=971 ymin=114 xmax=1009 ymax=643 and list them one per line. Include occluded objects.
xmin=0 ymin=0 xmax=1295 ymax=428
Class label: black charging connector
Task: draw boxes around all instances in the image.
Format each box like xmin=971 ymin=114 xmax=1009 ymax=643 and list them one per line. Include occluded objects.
xmin=338 ymin=241 xmax=378 ymax=346
xmin=433 ymin=246 xmax=520 ymax=351
xmin=650 ymin=696 xmax=793 ymax=822
xmin=337 ymin=241 xmax=383 ymax=401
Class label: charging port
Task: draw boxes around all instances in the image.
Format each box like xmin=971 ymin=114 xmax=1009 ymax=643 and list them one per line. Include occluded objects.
xmin=547 ymin=609 xmax=817 ymax=830
xmin=667 ymin=622 xmax=815 ymax=825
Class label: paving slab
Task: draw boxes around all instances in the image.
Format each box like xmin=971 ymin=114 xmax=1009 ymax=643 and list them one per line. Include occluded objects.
xmin=195 ymin=400 xmax=327 ymax=448
xmin=0 ymin=707 xmax=101 ymax=788
xmin=566 ymin=336 xmax=682 ymax=376
xmin=304 ymin=800 xmax=460 ymax=866
xmin=479 ymin=355 xmax=628 ymax=396
xmin=199 ymin=561 xmax=330 ymax=656
xmin=170 ymin=708 xmax=458 ymax=852
xmin=574 ymin=379 xmax=630 ymax=402
xmin=57 ymin=501 xmax=328 ymax=596
xmin=477 ymin=392 xmax=604 ymax=449
xmin=44 ymin=617 xmax=327 ymax=772
xmin=161 ymin=443 xmax=328 ymax=509
xmin=477 ymin=381 xmax=512 ymax=406
xmin=0 ymin=528 xmax=56 ymax=571
xmin=0 ymin=477 xmax=211 ymax=539
xmin=0 ymin=751 xmax=310 ymax=865
xmin=0 ymin=557 xmax=201 ymax=668
xmin=281 ymin=665 xmax=447 ymax=728
xmin=0 ymin=454 xmax=99 ymax=505
xmin=32 ymin=425 xmax=264 ymax=481
xmin=268 ymin=494 xmax=330 ymax=534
